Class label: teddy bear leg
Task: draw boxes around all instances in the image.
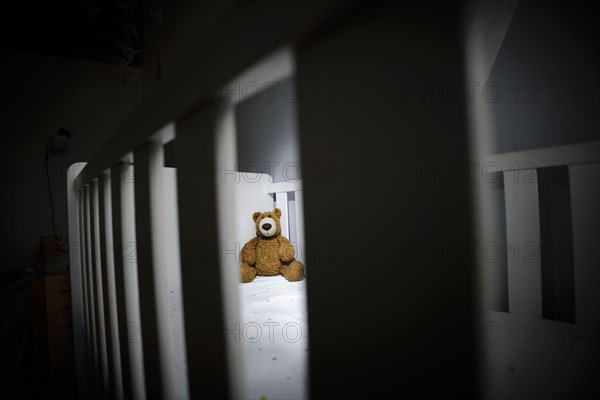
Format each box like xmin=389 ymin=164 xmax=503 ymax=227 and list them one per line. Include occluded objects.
xmin=240 ymin=263 xmax=257 ymax=283
xmin=280 ymin=260 xmax=305 ymax=282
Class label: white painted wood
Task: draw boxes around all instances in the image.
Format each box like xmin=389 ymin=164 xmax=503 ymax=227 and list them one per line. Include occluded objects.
xmin=78 ymin=189 xmax=90 ymax=369
xmin=100 ymin=172 xmax=124 ymax=399
xmin=213 ymin=100 xmax=254 ymax=400
xmin=161 ymin=163 xmax=190 ymax=400
xmin=503 ymin=169 xmax=542 ymax=318
xmin=294 ymin=190 xmax=306 ymax=267
xmin=109 ymin=163 xmax=133 ymax=400
xmin=91 ymin=183 xmax=101 ymax=382
xmin=119 ymin=163 xmax=147 ymax=400
xmin=275 ymin=192 xmax=290 ymax=239
xmin=176 ymin=100 xmax=232 ymax=398
xmin=66 ymin=163 xmax=87 ymax=399
xmin=91 ymin=180 xmax=110 ymax=394
xmin=267 ymin=180 xmax=303 ymax=195
xmin=83 ymin=186 xmax=97 ymax=387
xmin=464 ymin=0 xmax=521 ymax=317
xmin=569 ymin=163 xmax=600 ymax=330
xmin=98 ymin=174 xmax=116 ymax=398
xmin=84 ymin=185 xmax=100 ymax=387
xmin=267 ymin=183 xmax=306 ymax=265
xmin=133 ymin=142 xmax=166 ymax=399
xmin=153 ymin=121 xmax=176 ymax=144
xmin=133 ymin=130 xmax=190 ymax=400
xmin=485 ymin=141 xmax=600 ymax=171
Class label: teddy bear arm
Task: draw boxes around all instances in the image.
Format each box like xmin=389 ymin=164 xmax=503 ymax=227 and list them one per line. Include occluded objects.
xmin=277 ymin=236 xmax=295 ymax=262
xmin=241 ymin=237 xmax=259 ymax=265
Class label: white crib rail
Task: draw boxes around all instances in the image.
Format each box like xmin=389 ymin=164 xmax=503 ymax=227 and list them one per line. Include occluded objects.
xmin=62 ymin=2 xmax=498 ymax=397
xmin=269 ymin=181 xmax=302 ymax=235
xmin=268 ymin=180 xmax=305 ymax=266
xmin=503 ymin=168 xmax=542 ymax=317
xmin=485 ymin=140 xmax=600 ymax=328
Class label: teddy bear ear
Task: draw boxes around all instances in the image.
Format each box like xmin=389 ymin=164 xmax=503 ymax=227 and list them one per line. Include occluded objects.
xmin=274 ymin=208 xmax=282 ymax=218
xmin=252 ymin=212 xmax=262 ymax=222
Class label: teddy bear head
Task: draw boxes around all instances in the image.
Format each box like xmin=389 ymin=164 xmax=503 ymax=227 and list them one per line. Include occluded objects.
xmin=252 ymin=208 xmax=282 ymax=238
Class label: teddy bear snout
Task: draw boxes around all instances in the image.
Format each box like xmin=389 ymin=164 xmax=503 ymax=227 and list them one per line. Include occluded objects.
xmin=261 ymin=223 xmax=272 ymax=230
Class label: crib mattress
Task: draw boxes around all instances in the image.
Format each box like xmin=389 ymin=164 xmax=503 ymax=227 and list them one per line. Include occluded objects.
xmin=239 ymin=275 xmax=309 ymax=399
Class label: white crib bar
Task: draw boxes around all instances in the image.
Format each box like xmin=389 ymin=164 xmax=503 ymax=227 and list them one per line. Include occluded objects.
xmin=267 ymin=180 xmax=303 ymax=194
xmin=92 ymin=180 xmax=110 ymax=394
xmin=72 ymin=184 xmax=88 ymax=398
xmin=275 ymin=191 xmax=290 ymax=239
xmin=98 ymin=173 xmax=117 ymax=398
xmin=79 ymin=187 xmax=92 ymax=385
xmin=85 ymin=184 xmax=101 ymax=391
xmin=176 ymin=101 xmax=230 ymax=399
xmin=135 ymin=135 xmax=189 ymax=400
xmin=133 ymin=141 xmax=167 ymax=399
xmin=269 ymin=182 xmax=305 ymax=267
xmin=109 ymin=163 xmax=134 ymax=399
xmin=569 ymin=163 xmax=600 ymax=330
xmin=485 ymin=140 xmax=600 ymax=170
xmin=503 ymin=169 xmax=543 ymax=318
xmin=295 ymin=189 xmax=306 ymax=266
xmin=119 ymin=163 xmax=147 ymax=400
xmin=490 ymin=141 xmax=600 ymax=323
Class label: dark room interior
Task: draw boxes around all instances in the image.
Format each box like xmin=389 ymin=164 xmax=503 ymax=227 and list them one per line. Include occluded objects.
xmin=1 ymin=1 xmax=599 ymax=399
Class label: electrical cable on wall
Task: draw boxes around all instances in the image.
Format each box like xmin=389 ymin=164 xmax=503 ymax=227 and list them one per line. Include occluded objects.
xmin=45 ymin=127 xmax=71 ymax=240
xmin=45 ymin=150 xmax=57 ymax=238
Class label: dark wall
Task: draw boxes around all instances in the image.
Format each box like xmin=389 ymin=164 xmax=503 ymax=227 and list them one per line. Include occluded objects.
xmin=236 ymin=75 xmax=301 ymax=183
xmin=0 ymin=53 xmax=141 ymax=272
xmin=488 ymin=0 xmax=600 ymax=153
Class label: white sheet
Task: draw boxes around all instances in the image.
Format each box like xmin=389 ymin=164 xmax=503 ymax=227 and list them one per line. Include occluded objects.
xmin=238 ymin=275 xmax=309 ymax=399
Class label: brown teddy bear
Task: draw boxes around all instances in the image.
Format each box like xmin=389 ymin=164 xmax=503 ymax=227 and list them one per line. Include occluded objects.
xmin=240 ymin=208 xmax=305 ymax=283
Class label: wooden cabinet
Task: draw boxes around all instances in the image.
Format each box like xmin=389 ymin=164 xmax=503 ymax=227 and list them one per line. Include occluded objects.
xmin=31 ymin=272 xmax=74 ymax=386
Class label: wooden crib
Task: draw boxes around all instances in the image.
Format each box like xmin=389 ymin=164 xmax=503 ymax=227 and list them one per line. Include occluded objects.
xmin=65 ymin=39 xmax=310 ymax=398
xmin=62 ymin=1 xmax=600 ymax=399
xmin=477 ymin=140 xmax=600 ymax=399
xmin=67 ymin=158 xmax=307 ymax=399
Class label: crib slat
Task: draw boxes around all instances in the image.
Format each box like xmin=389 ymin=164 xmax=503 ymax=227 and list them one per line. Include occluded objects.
xmin=133 ymin=142 xmax=166 ymax=399
xmin=88 ymin=182 xmax=103 ymax=390
xmin=84 ymin=185 xmax=100 ymax=388
xmin=67 ymin=170 xmax=86 ymax=399
xmin=503 ymin=169 xmax=543 ymax=317
xmin=67 ymin=190 xmax=87 ymax=397
xmin=276 ymin=192 xmax=290 ymax=239
xmin=119 ymin=163 xmax=147 ymax=400
xmin=91 ymin=180 xmax=111 ymax=394
xmin=176 ymin=101 xmax=229 ymax=399
xmin=135 ymin=137 xmax=189 ymax=399
xmin=295 ymin=190 xmax=306 ymax=266
xmin=81 ymin=187 xmax=94 ymax=386
xmin=110 ymin=163 xmax=133 ymax=400
xmin=267 ymin=180 xmax=302 ymax=194
xmin=569 ymin=163 xmax=600 ymax=329
xmin=98 ymin=173 xmax=118 ymax=398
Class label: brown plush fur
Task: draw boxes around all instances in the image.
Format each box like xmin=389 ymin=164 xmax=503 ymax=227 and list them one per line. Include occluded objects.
xmin=240 ymin=208 xmax=305 ymax=283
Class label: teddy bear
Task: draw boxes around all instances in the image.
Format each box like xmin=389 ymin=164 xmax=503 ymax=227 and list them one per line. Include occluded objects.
xmin=240 ymin=208 xmax=305 ymax=283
